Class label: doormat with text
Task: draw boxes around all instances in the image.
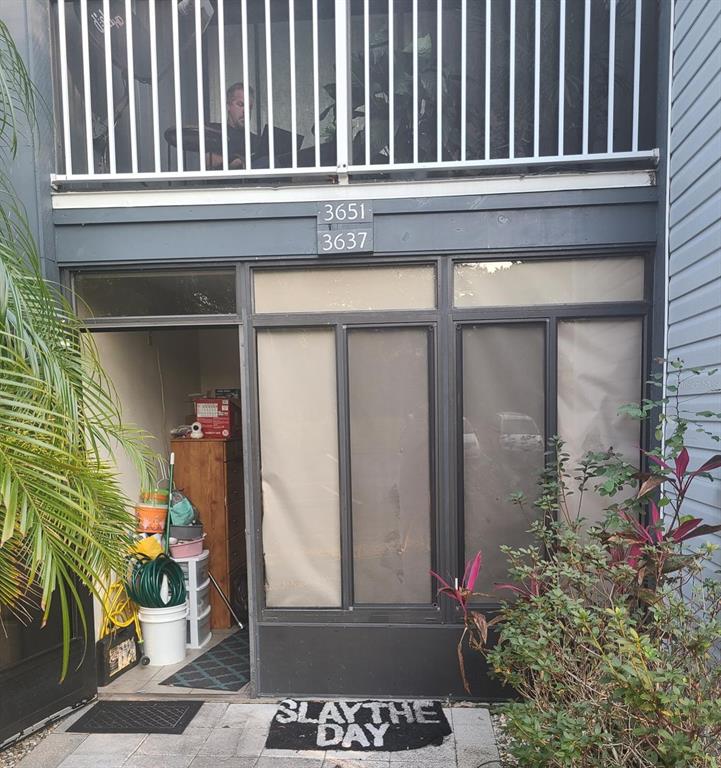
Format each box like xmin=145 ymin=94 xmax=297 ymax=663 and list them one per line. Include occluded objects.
xmin=265 ymin=699 xmax=452 ymax=752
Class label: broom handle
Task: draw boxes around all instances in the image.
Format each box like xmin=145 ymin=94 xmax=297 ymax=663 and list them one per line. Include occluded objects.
xmin=209 ymin=571 xmax=244 ymax=630
xmin=165 ymin=452 xmax=175 ymax=556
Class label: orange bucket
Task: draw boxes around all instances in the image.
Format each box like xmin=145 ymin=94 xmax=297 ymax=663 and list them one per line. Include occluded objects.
xmin=135 ymin=503 xmax=168 ymax=534
xmin=139 ymin=489 xmax=170 ymax=506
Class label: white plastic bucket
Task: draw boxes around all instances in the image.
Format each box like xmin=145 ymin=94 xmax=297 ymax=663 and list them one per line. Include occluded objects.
xmin=138 ymin=602 xmax=188 ymax=666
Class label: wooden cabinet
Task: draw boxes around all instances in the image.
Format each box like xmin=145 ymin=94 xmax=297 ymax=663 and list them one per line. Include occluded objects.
xmin=171 ymin=438 xmax=246 ymax=629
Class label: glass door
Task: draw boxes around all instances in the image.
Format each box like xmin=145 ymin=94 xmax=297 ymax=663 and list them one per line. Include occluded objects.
xmin=347 ymin=327 xmax=435 ymax=606
xmin=458 ymin=322 xmax=547 ymax=594
xmin=251 ymin=263 xmax=440 ymax=620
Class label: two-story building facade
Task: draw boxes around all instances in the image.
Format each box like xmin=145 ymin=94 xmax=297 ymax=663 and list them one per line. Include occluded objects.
xmin=6 ymin=0 xmax=702 ymax=744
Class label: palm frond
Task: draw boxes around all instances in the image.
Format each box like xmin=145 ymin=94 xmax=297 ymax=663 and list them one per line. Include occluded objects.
xmin=0 ymin=21 xmax=155 ymax=678
xmin=0 ymin=279 xmax=155 ymax=675
xmin=0 ymin=19 xmax=37 ymax=160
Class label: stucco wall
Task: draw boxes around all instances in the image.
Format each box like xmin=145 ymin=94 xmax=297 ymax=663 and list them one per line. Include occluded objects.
xmin=667 ymin=0 xmax=721 ymax=557
xmin=93 ymin=329 xmax=201 ymax=500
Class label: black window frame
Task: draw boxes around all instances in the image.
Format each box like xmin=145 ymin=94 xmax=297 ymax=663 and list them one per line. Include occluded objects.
xmin=248 ymin=250 xmax=652 ymax=626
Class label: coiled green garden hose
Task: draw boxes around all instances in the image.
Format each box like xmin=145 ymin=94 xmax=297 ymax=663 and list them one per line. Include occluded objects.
xmin=126 ymin=553 xmax=186 ymax=608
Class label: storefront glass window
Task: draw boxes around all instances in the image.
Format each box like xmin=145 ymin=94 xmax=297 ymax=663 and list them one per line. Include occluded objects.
xmin=253 ymin=265 xmax=436 ymax=313
xmin=252 ymin=258 xmax=647 ymax=616
xmin=348 ymin=328 xmax=433 ymax=605
xmin=462 ymin=324 xmax=546 ymax=594
xmin=557 ymin=318 xmax=643 ymax=526
xmin=257 ymin=328 xmax=341 ymax=608
xmin=453 ymin=256 xmax=644 ymax=307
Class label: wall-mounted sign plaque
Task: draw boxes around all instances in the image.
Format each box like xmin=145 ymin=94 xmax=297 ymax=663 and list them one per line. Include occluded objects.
xmin=318 ymin=201 xmax=373 ymax=224
xmin=317 ymin=201 xmax=374 ymax=255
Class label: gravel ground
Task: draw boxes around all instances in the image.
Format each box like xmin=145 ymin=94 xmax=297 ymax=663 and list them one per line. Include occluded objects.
xmin=0 ymin=722 xmax=57 ymax=768
xmin=490 ymin=710 xmax=518 ymax=768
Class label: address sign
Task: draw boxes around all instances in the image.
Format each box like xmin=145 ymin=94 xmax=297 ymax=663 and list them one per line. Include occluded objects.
xmin=317 ymin=201 xmax=374 ymax=255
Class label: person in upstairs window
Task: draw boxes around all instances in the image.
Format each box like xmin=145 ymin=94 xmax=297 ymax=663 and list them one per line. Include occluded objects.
xmin=207 ymin=82 xmax=255 ymax=170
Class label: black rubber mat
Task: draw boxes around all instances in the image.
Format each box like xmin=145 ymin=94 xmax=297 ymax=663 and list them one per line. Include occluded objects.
xmin=68 ymin=700 xmax=203 ymax=734
xmin=160 ymin=632 xmax=250 ymax=691
xmin=266 ymin=699 xmax=452 ymax=752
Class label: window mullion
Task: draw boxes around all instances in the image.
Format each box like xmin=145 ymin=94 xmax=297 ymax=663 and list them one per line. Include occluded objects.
xmin=439 ymin=255 xmax=456 ymax=625
xmin=336 ymin=323 xmax=354 ymax=610
xmin=547 ymin=315 xmax=559 ymax=465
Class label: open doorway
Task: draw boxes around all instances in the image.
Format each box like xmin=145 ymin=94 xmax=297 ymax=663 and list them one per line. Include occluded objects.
xmin=92 ymin=326 xmax=249 ymax=696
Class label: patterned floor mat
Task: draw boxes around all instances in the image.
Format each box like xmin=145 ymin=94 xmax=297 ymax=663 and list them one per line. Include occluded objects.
xmin=68 ymin=700 xmax=203 ymax=734
xmin=160 ymin=632 xmax=250 ymax=691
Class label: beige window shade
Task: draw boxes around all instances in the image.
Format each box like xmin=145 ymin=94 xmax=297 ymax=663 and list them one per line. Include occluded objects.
xmin=257 ymin=328 xmax=341 ymax=608
xmin=254 ymin=266 xmax=436 ymax=313
xmin=348 ymin=328 xmax=432 ymax=604
xmin=557 ymin=319 xmax=643 ymax=526
xmin=461 ymin=324 xmax=546 ymax=593
xmin=454 ymin=256 xmax=645 ymax=307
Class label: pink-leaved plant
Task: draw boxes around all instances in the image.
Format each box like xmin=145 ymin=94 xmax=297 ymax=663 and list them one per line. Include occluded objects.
xmin=431 ymin=551 xmax=501 ymax=693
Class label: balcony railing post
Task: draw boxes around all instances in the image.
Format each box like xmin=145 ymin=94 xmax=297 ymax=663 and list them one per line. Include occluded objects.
xmin=80 ymin=0 xmax=93 ymax=173
xmin=57 ymin=0 xmax=72 ymax=175
xmin=125 ymin=0 xmax=138 ymax=173
xmin=389 ymin=0 xmax=395 ymax=164
xmin=608 ymin=0 xmax=617 ymax=153
xmin=289 ymin=0 xmax=298 ymax=170
xmin=313 ymin=0 xmax=321 ymax=168
xmin=335 ymin=0 xmax=351 ymax=179
xmin=364 ymin=0 xmax=370 ymax=167
xmin=149 ymin=0 xmax=161 ymax=172
xmin=264 ymin=0 xmax=275 ymax=169
xmin=102 ymin=0 xmax=116 ymax=173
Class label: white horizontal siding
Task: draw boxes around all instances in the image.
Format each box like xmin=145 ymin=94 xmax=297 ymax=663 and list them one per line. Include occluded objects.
xmin=667 ymin=310 xmax=721 ymax=349
xmin=673 ymin=0 xmax=707 ymax=32
xmin=669 ymin=253 xmax=721 ymax=300
xmin=677 ymin=392 xmax=721 ymax=415
xmin=671 ymin=52 xmax=721 ymax=122
xmin=671 ymin=149 xmax=721 ymax=203
xmin=674 ymin=0 xmax=719 ymax=64
xmin=669 ymin=336 xmax=721 ymax=370
xmin=671 ymin=160 xmax=721 ymax=223
xmin=667 ymin=0 xmax=721 ymax=567
xmin=686 ymin=480 xmax=720 ymax=512
xmin=669 ymin=195 xmax=721 ymax=252
xmin=684 ymin=440 xmax=721 ymax=463
xmin=673 ymin=14 xmax=721 ymax=97
xmin=670 ymin=99 xmax=721 ymax=171
xmin=668 ymin=277 xmax=721 ymax=324
xmin=669 ymin=223 xmax=721 ymax=275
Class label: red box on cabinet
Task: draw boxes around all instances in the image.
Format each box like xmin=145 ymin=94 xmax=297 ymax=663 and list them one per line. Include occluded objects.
xmin=193 ymin=397 xmax=241 ymax=438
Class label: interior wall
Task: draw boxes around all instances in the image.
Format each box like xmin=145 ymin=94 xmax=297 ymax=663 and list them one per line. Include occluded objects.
xmin=94 ymin=329 xmax=201 ymax=502
xmin=198 ymin=327 xmax=242 ymax=395
xmin=92 ymin=329 xmax=196 ymax=636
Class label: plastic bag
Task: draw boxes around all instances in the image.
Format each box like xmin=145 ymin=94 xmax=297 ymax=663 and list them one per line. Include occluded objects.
xmin=169 ymin=490 xmax=197 ymax=525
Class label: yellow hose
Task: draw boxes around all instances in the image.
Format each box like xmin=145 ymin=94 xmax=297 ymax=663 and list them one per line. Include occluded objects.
xmin=99 ymin=581 xmax=143 ymax=644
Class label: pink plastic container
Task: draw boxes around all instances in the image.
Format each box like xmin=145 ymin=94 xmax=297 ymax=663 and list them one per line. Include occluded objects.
xmin=170 ymin=537 xmax=204 ymax=558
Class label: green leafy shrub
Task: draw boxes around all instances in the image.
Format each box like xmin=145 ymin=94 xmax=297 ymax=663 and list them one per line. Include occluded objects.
xmin=490 ymin=516 xmax=721 ymax=767
xmin=447 ymin=364 xmax=721 ymax=766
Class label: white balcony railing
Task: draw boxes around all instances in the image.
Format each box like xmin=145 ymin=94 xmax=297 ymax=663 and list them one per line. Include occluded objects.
xmin=52 ymin=0 xmax=659 ymax=185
